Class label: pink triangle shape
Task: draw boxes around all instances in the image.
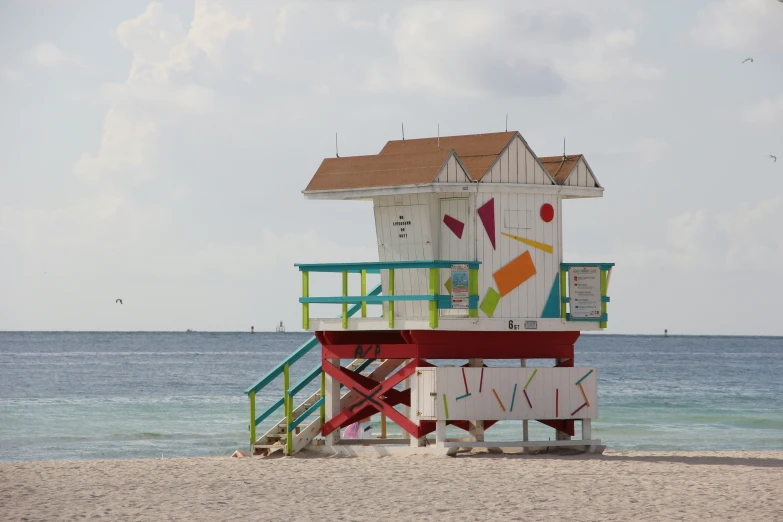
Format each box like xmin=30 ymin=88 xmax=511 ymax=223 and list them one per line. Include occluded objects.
xmin=477 ymin=198 xmax=496 ymax=249
xmin=443 ymin=214 xmax=465 ymax=239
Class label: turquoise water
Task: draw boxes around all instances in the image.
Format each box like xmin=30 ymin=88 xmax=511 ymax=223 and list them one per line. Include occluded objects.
xmin=1 ymin=332 xmax=781 ymax=461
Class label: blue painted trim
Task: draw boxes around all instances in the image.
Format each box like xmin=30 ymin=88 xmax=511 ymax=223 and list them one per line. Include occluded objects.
xmin=510 ymin=383 xmax=518 ymax=412
xmin=541 ymin=273 xmax=561 ymax=318
xmin=244 ymin=284 xmax=382 ymax=395
xmin=288 ymin=397 xmax=325 ymax=431
xmin=251 ymin=397 xmax=284 ymax=429
xmin=602 ymin=296 xmax=610 ymax=303
xmin=561 ymin=297 xmax=570 ymax=303
xmin=561 ymin=262 xmax=615 ymax=270
xmin=286 ymin=365 xmax=321 ymax=398
xmin=295 ymin=260 xmax=481 ymax=272
xmin=565 ymin=313 xmax=608 ymax=322
xmin=301 ymin=294 xmax=478 ymax=309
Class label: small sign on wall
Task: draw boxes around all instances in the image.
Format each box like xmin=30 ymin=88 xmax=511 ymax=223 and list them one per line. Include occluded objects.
xmin=569 ymin=266 xmax=602 ymax=318
xmin=450 ymin=264 xmax=469 ymax=309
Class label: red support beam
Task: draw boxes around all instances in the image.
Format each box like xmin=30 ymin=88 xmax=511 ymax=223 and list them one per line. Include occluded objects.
xmin=323 ymin=343 xmax=574 ymax=360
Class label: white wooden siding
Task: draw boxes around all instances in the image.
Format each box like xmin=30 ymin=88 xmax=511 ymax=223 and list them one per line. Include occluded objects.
xmin=410 ymin=367 xmax=598 ymax=421
xmin=564 ymin=157 xmax=599 ymax=188
xmin=439 ymin=197 xmax=471 ymax=317
xmin=474 ymin=191 xmax=561 ymax=319
xmin=434 ymin=154 xmax=470 ymax=183
xmin=374 ymin=196 xmax=433 ymax=318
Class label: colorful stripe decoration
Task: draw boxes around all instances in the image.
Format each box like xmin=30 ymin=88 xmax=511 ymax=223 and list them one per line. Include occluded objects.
xmin=456 ymin=393 xmax=472 ymax=401
xmin=501 ymin=232 xmax=554 ymax=254
xmin=461 ymin=367 xmax=469 ymax=394
xmin=492 ymin=388 xmax=506 ymax=412
xmin=479 ymin=367 xmax=484 ymax=393
xmin=524 ymin=368 xmax=537 ymax=389
xmin=555 ymin=388 xmax=559 ymax=417
xmin=571 ymin=403 xmax=587 ymax=416
xmin=509 ymin=383 xmax=518 ymax=412
xmin=443 ymin=214 xmax=465 ymax=239
xmin=575 ymin=369 xmax=594 ymax=386
xmin=579 ymin=382 xmax=590 ymax=407
xmin=477 ymin=198 xmax=496 ymax=250
xmin=523 ymin=389 xmax=532 ymax=408
xmin=443 ymin=394 xmax=450 ymax=419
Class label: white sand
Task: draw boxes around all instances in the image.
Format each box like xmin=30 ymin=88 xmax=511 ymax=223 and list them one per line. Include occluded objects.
xmin=2 ymin=451 xmax=782 ymax=521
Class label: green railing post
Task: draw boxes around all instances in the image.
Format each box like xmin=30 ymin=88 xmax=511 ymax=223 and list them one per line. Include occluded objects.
xmin=388 ymin=269 xmax=395 ymax=328
xmin=249 ymin=390 xmax=256 ymax=452
xmin=320 ymin=370 xmax=326 ymax=427
xmin=559 ymin=267 xmax=567 ymax=318
xmin=468 ymin=268 xmax=478 ymax=319
xmin=342 ymin=270 xmax=348 ymax=329
xmin=600 ymin=268 xmax=608 ymax=329
xmin=302 ymin=271 xmax=310 ymax=330
xmin=284 ymin=363 xmax=292 ymax=455
xmin=429 ymin=268 xmax=438 ymax=329
xmin=360 ymin=269 xmax=367 ymax=318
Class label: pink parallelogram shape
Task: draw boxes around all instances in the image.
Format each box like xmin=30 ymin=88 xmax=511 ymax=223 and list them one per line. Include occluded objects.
xmin=443 ymin=214 xmax=465 ymax=239
xmin=477 ymin=198 xmax=496 ymax=249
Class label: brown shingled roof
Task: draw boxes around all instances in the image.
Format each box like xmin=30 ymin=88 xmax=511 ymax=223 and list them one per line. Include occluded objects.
xmin=305 ymin=149 xmax=452 ymax=192
xmin=380 ymin=131 xmax=516 ymax=180
xmin=539 ymin=154 xmax=582 ymax=185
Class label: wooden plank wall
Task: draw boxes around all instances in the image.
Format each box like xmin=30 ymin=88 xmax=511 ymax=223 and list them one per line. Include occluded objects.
xmin=373 ymin=196 xmax=434 ymax=318
xmin=434 ymin=154 xmax=469 ymax=183
xmin=565 ymin=157 xmax=598 ymax=187
xmin=414 ymin=367 xmax=598 ymax=421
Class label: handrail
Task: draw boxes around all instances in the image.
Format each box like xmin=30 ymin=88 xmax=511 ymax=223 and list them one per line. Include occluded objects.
xmin=298 ymin=260 xmax=481 ymax=330
xmin=295 ymin=260 xmax=481 ymax=272
xmin=246 ymin=283 xmax=383 ymax=453
xmin=289 ymin=397 xmax=325 ymax=432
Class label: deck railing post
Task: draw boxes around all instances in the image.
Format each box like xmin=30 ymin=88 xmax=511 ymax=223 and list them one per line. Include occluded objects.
xmin=284 ymin=364 xmax=292 ymax=455
xmin=302 ymin=271 xmax=309 ymax=330
xmin=559 ymin=267 xmax=567 ymax=319
xmin=319 ymin=370 xmax=326 ymax=427
xmin=360 ymin=269 xmax=367 ymax=318
xmin=249 ymin=390 xmax=256 ymax=452
xmin=599 ymin=269 xmax=608 ymax=329
xmin=342 ymin=270 xmax=348 ymax=329
xmin=428 ymin=268 xmax=438 ymax=329
xmin=468 ymin=268 xmax=478 ymax=319
xmin=388 ymin=269 xmax=395 ymax=328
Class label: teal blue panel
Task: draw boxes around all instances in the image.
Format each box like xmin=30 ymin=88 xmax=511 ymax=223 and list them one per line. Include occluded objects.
xmin=541 ymin=273 xmax=561 ymax=319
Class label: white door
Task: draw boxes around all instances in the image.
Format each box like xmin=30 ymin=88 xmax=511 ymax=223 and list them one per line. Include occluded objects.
xmin=415 ymin=368 xmax=437 ymax=420
xmin=439 ymin=198 xmax=471 ymax=317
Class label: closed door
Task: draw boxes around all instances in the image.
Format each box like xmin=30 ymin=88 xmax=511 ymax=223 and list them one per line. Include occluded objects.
xmin=439 ymin=198 xmax=471 ymax=317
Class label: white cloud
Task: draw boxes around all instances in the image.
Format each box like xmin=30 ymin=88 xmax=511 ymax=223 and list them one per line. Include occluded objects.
xmin=363 ymin=2 xmax=662 ymax=98
xmin=691 ymin=0 xmax=783 ymax=51
xmin=76 ymin=1 xmax=249 ymax=184
xmin=717 ymin=197 xmax=783 ymax=269
xmin=742 ymin=93 xmax=783 ymax=127
xmin=31 ymin=42 xmax=81 ymax=67
xmin=632 ymin=138 xmax=670 ymax=165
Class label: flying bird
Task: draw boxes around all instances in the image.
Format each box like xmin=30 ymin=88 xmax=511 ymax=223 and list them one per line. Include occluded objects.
xmin=116 ymin=299 xmax=123 ymax=304
xmin=771 ymin=155 xmax=778 ymax=163
xmin=742 ymin=58 xmax=753 ymax=63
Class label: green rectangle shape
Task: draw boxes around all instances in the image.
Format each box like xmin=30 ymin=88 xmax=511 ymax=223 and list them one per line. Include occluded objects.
xmin=479 ymin=287 xmax=501 ymax=317
xmin=442 ymin=394 xmax=449 ymax=419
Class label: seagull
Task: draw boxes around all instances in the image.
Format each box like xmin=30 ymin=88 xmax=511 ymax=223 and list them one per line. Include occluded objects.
xmin=116 ymin=299 xmax=123 ymax=304
xmin=742 ymin=58 xmax=753 ymax=63
xmin=771 ymin=155 xmax=778 ymax=162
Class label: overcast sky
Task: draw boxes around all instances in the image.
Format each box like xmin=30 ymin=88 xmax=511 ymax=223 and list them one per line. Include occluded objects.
xmin=1 ymin=0 xmax=782 ymax=335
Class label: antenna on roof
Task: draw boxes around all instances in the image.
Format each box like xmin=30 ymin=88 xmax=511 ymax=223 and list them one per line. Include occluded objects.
xmin=437 ymin=124 xmax=440 ymax=149
xmin=506 ymin=113 xmax=508 ymax=132
xmin=563 ymin=137 xmax=566 ymax=159
xmin=401 ymin=122 xmax=405 ymax=143
xmin=335 ymin=132 xmax=339 ymax=158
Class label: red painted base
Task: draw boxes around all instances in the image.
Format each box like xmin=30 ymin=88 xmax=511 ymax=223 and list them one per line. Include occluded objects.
xmin=318 ymin=330 xmax=580 ymax=439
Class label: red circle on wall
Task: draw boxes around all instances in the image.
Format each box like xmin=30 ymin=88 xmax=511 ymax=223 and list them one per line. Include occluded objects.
xmin=540 ymin=203 xmax=554 ymax=223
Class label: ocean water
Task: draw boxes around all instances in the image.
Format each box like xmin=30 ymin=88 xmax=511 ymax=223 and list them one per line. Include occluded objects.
xmin=0 ymin=332 xmax=781 ymax=461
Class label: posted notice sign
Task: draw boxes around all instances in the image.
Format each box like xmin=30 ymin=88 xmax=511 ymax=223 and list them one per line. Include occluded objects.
xmin=451 ymin=264 xmax=469 ymax=309
xmin=568 ymin=266 xmax=602 ymax=319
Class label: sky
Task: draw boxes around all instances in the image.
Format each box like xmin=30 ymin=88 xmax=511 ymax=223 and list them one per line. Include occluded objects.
xmin=1 ymin=0 xmax=782 ymax=335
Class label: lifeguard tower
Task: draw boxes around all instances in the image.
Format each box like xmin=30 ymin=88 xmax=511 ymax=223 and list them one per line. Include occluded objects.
xmin=245 ymin=131 xmax=614 ymax=456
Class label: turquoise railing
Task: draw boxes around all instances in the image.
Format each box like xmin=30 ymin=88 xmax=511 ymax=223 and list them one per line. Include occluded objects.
xmin=295 ymin=260 xmax=481 ymax=330
xmin=559 ymin=263 xmax=615 ymax=328
xmin=244 ymin=283 xmax=383 ymax=454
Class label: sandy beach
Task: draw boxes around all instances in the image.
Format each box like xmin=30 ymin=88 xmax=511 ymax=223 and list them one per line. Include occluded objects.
xmin=1 ymin=450 xmax=782 ymax=521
